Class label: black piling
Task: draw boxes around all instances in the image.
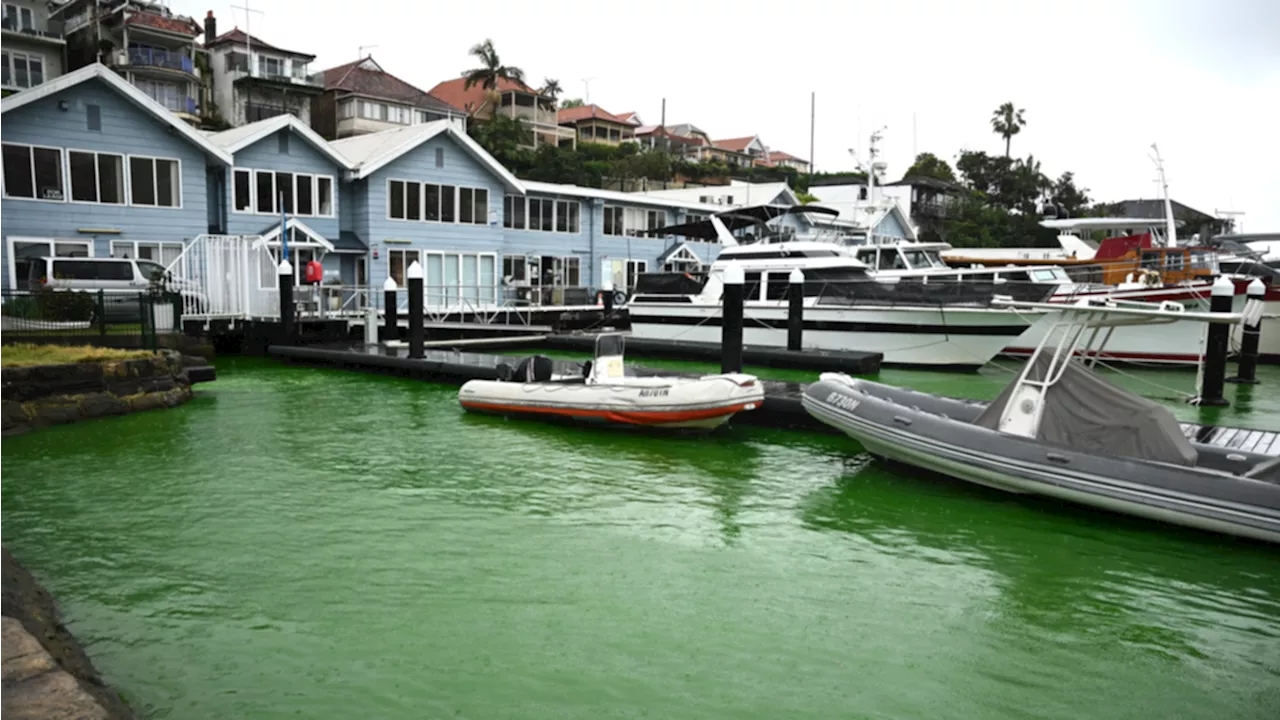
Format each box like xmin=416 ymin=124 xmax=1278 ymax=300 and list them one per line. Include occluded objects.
xmin=602 ymin=280 xmax=615 ymax=315
xmin=383 ymin=278 xmax=398 ymax=343
xmin=787 ymin=268 xmax=804 ymax=352
xmin=278 ymin=260 xmax=295 ymax=343
xmin=721 ymin=264 xmax=744 ymax=374
xmin=407 ymin=262 xmax=425 ymax=359
xmin=1229 ymin=278 xmax=1266 ymax=385
xmin=1197 ymin=276 xmax=1234 ymax=406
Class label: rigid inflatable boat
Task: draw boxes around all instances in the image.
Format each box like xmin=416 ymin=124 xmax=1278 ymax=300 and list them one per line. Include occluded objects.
xmin=802 ymin=298 xmax=1280 ymax=543
xmin=459 ymin=334 xmax=765 ymax=430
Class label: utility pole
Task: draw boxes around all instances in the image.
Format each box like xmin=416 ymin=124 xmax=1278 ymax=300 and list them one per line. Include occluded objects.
xmin=230 ymin=0 xmax=263 ymax=76
xmin=809 ymin=91 xmax=815 ymax=179
xmin=582 ymin=77 xmax=595 ymax=103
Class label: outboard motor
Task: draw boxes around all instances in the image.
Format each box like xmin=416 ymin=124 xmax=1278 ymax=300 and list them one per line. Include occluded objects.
xmin=510 ymin=355 xmax=555 ymax=382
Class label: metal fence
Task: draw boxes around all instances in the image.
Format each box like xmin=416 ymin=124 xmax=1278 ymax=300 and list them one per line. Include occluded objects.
xmin=0 ymin=289 xmax=181 ymax=350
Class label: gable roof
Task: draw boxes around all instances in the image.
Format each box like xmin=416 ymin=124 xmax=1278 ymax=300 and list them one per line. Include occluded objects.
xmin=1114 ymin=199 xmax=1213 ymax=223
xmin=616 ymin=111 xmax=641 ymax=126
xmin=767 ymin=149 xmax=807 ymax=163
xmin=206 ymin=28 xmax=315 ymax=60
xmin=320 ymin=57 xmax=463 ymax=115
xmin=331 ymin=120 xmax=525 ymax=192
xmin=714 ymin=136 xmax=762 ymax=153
xmin=428 ymin=75 xmax=544 ymax=115
xmin=666 ymin=123 xmax=707 ymax=138
xmin=1 ymin=63 xmax=232 ymax=166
xmin=207 ymin=114 xmax=354 ymax=170
xmin=253 ymin=218 xmax=335 ymax=251
xmin=557 ymin=104 xmax=629 ymax=125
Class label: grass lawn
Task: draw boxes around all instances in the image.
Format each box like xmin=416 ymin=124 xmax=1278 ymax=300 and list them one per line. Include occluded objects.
xmin=1 ymin=344 xmax=155 ymax=368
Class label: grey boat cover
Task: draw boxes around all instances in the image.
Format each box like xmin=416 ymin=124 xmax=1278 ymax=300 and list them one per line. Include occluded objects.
xmin=974 ymin=354 xmax=1198 ymax=466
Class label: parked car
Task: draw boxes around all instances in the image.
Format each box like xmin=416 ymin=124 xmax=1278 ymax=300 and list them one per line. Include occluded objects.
xmin=27 ymin=257 xmax=206 ymax=321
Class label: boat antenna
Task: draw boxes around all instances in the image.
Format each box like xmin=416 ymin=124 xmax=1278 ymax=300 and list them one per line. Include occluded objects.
xmin=1150 ymin=143 xmax=1176 ymax=248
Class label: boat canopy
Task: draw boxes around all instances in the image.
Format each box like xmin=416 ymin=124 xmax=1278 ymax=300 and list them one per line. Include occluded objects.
xmin=973 ymin=353 xmax=1197 ymax=466
xmin=646 ymin=204 xmax=841 ymax=240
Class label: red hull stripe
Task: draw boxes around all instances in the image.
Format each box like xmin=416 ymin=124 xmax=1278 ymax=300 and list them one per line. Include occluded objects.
xmin=460 ymin=400 xmax=757 ymax=425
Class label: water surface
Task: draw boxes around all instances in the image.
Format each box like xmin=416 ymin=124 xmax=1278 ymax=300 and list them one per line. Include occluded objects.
xmin=3 ymin=358 xmax=1278 ymax=719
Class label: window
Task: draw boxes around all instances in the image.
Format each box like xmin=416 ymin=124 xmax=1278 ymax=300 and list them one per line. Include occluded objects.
xmin=504 ymin=195 xmax=526 ymax=229
xmin=2 ymin=143 xmax=64 ymax=201
xmin=317 ymin=177 xmax=333 ymax=216
xmin=10 ymin=239 xmax=92 ymax=290
xmin=3 ymin=4 xmax=33 ymax=29
xmin=111 ymin=241 xmax=184 ymax=277
xmin=51 ymin=259 xmax=133 ymax=281
xmin=338 ymin=101 xmax=355 ymax=119
xmin=603 ymin=206 xmax=624 ymax=236
xmin=414 ymin=109 xmax=429 ymax=124
xmin=424 ymin=184 xmax=441 ymax=221
xmin=626 ymin=260 xmax=647 ymax=290
xmin=274 ymin=172 xmax=294 ymax=213
xmin=2 ymin=50 xmax=44 ymax=90
xmin=645 ymin=210 xmax=665 ymax=233
xmin=68 ymin=150 xmax=125 ymax=204
xmin=388 ymin=248 xmax=421 ymax=287
xmin=460 ymin=187 xmax=475 ymax=224
xmin=556 ymin=200 xmax=580 ymax=233
xmin=877 ymin=250 xmax=906 ymax=270
xmin=127 ymin=156 xmax=179 ymax=207
xmin=440 ymin=185 xmax=456 ymax=223
xmin=765 ymin=272 xmax=791 ymax=301
xmin=295 ymin=173 xmax=314 ymax=216
xmin=388 ymin=180 xmax=406 ymax=219
xmin=468 ymin=188 xmax=488 ymax=225
xmin=422 ymin=252 xmax=499 ymax=306
xmin=529 ymin=198 xmax=543 ymax=231
xmin=532 ymin=198 xmax=554 ymax=231
xmin=503 ymin=255 xmax=527 ymax=282
xmin=259 ymin=55 xmax=282 ymax=76
xmin=405 ymin=182 xmax=420 ymax=221
xmin=135 ymin=78 xmax=182 ymax=112
xmin=233 ymin=169 xmax=252 ymax=211
xmin=255 ymin=170 xmax=274 ymax=213
xmin=387 ymin=106 xmax=410 ymax=124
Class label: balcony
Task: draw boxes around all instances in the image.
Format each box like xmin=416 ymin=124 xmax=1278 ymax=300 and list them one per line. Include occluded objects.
xmin=121 ymin=47 xmax=195 ymax=76
xmin=0 ymin=18 xmax=65 ymax=44
xmin=246 ymin=103 xmax=299 ymax=122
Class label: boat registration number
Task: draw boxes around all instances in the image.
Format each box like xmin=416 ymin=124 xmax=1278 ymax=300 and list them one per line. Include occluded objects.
xmin=639 ymin=388 xmax=670 ymax=397
xmin=826 ymin=392 xmax=861 ymax=411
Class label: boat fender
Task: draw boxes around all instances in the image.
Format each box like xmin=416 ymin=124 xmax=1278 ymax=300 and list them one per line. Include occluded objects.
xmin=581 ymin=360 xmax=593 ymax=379
xmin=613 ymin=290 xmax=628 ymax=306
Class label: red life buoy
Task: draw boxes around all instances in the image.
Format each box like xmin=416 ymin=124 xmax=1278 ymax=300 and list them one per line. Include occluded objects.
xmin=305 ymin=260 xmax=324 ymax=284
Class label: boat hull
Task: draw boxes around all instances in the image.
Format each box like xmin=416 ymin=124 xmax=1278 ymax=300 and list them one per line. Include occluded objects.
xmin=802 ymin=377 xmax=1280 ymax=544
xmin=458 ymin=375 xmax=765 ymax=431
xmin=628 ymin=303 xmax=1033 ymax=370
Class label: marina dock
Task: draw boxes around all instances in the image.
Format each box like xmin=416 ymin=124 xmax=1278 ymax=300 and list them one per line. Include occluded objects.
xmin=267 ymin=344 xmax=1280 ymax=455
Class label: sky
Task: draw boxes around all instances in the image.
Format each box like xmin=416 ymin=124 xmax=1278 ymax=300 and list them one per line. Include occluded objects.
xmin=181 ymin=0 xmax=1280 ymax=231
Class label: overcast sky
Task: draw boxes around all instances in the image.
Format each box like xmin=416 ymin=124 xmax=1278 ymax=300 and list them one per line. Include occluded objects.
xmin=184 ymin=0 xmax=1280 ymax=231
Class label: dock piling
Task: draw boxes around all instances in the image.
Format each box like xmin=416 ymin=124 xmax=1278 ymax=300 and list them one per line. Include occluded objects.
xmin=363 ymin=305 xmax=378 ymax=345
xmin=278 ymin=259 xmax=294 ymax=343
xmin=383 ymin=277 xmax=398 ymax=343
xmin=787 ymin=268 xmax=805 ymax=352
xmin=407 ymin=261 xmax=425 ymax=359
xmin=1228 ymin=278 xmax=1266 ymax=385
xmin=1196 ymin=276 xmax=1235 ymax=406
xmin=722 ymin=262 xmax=745 ymax=374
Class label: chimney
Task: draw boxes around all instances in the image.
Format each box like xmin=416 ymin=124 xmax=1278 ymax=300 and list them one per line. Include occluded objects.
xmin=204 ymin=11 xmax=216 ymax=46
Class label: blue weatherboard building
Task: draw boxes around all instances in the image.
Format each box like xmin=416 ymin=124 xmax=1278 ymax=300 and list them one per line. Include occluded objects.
xmin=1 ymin=63 xmax=904 ymax=309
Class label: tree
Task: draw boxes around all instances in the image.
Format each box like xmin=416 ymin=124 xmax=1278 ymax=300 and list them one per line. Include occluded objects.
xmin=1047 ymin=171 xmax=1090 ymax=218
xmin=902 ymin=152 xmax=956 ymax=183
xmin=462 ymin=39 xmax=525 ymax=92
xmin=560 ymin=98 xmax=585 ymax=109
xmin=990 ymin=102 xmax=1026 ymax=157
xmin=537 ymin=78 xmax=562 ymax=111
xmin=467 ymin=114 xmax=532 ymax=168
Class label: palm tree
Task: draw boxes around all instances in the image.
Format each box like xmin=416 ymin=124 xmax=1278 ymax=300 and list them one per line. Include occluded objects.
xmin=462 ymin=39 xmax=525 ymax=92
xmin=990 ymin=102 xmax=1026 ymax=157
xmin=538 ymin=78 xmax=562 ymax=111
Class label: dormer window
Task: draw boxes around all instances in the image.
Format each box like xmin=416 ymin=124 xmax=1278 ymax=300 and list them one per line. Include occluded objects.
xmin=259 ymin=55 xmax=283 ymax=76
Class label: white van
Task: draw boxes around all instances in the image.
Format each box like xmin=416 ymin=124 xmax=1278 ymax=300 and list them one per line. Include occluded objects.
xmin=28 ymin=257 xmax=205 ymax=320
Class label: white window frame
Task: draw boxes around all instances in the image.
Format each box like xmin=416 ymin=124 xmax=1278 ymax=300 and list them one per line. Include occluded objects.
xmin=555 ymin=199 xmax=581 ymax=234
xmin=603 ymin=205 xmax=624 ymax=236
xmin=110 ymin=240 xmax=186 ymax=277
xmin=232 ymin=167 xmax=254 ymax=213
xmin=387 ymin=248 xmax=422 ymax=289
xmin=503 ymin=195 xmax=526 ymax=230
xmin=126 ymin=154 xmax=182 ymax=209
xmin=253 ymin=169 xmax=275 ymax=214
xmin=66 ymin=148 xmax=127 ymax=206
xmin=234 ymin=167 xmax=334 ymax=217
xmin=315 ymin=175 xmax=334 ymax=217
xmin=6 ymin=236 xmax=94 ymax=290
xmin=1 ymin=48 xmax=45 ymax=90
xmin=421 ymin=251 xmax=499 ymax=307
xmin=1 ymin=142 xmax=66 ymax=203
xmin=389 ymin=180 xmax=483 ymax=225
xmin=293 ymin=172 xmax=315 ymax=217
xmin=387 ymin=178 xmax=412 ymax=221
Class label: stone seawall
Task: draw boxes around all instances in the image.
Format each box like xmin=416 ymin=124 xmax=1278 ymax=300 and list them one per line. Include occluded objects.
xmin=2 ymin=548 xmax=136 ymax=720
xmin=1 ymin=350 xmax=210 ymax=436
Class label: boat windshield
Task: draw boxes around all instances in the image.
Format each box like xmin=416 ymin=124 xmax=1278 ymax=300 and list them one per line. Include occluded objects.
xmin=902 ymin=249 xmax=947 ymax=269
xmin=595 ymin=334 xmax=625 ymax=359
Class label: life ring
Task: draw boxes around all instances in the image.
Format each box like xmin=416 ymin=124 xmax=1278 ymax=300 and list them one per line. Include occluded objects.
xmin=613 ymin=290 xmax=628 ymax=306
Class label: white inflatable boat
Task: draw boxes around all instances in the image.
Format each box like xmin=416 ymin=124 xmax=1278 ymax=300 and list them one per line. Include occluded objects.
xmin=458 ymin=334 xmax=765 ymax=430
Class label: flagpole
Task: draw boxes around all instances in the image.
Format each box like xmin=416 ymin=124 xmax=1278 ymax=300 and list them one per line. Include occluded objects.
xmin=280 ymin=191 xmax=289 ymax=262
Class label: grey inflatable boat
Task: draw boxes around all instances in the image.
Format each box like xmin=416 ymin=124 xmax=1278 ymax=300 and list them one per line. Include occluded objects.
xmin=802 ymin=298 xmax=1280 ymax=543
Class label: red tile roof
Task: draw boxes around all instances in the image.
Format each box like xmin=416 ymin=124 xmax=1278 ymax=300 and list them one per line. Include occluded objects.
xmin=124 ymin=10 xmax=201 ymax=37
xmin=768 ymin=150 xmax=807 ymax=162
xmin=714 ymin=136 xmax=759 ymax=152
xmin=616 ymin=111 xmax=640 ymax=125
xmin=206 ymin=27 xmax=314 ymax=59
xmin=320 ymin=57 xmax=463 ymax=114
xmin=428 ymin=75 xmax=542 ymax=115
xmin=557 ymin=104 xmax=628 ymax=125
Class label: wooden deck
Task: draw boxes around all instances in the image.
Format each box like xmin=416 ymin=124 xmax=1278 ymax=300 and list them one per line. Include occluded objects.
xmin=1180 ymin=423 xmax=1280 ymax=455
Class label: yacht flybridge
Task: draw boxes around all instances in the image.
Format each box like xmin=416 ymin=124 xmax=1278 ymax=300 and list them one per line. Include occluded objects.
xmin=629 ymin=206 xmax=1053 ymax=370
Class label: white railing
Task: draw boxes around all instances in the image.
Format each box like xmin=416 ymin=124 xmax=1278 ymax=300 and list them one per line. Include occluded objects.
xmin=165 ymin=234 xmax=257 ymax=321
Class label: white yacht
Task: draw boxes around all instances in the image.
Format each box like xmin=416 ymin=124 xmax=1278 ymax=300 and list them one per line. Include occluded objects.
xmin=627 ymin=207 xmax=1051 ymax=371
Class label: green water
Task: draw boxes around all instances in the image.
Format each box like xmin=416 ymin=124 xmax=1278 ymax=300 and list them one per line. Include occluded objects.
xmin=3 ymin=359 xmax=1279 ymax=719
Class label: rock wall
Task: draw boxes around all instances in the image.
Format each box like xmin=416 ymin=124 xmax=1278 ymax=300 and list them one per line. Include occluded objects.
xmin=1 ymin=350 xmax=202 ymax=436
xmin=2 ymin=548 xmax=136 ymax=720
